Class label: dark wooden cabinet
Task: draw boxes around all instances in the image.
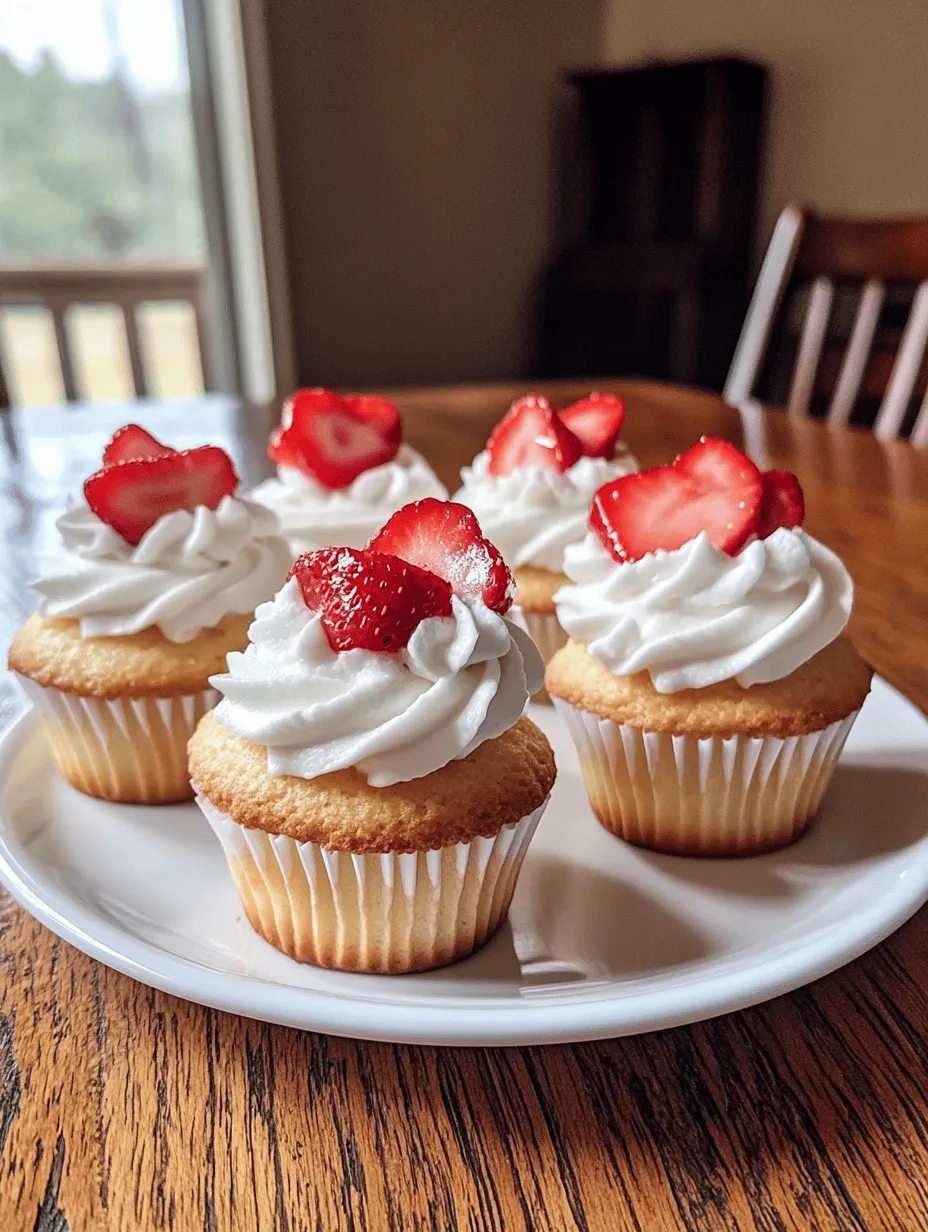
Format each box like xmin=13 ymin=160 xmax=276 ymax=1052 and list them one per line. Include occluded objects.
xmin=539 ymin=58 xmax=768 ymax=391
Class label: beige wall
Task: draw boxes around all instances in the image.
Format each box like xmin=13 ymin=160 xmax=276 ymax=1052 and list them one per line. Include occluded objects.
xmin=264 ymin=0 xmax=603 ymax=387
xmin=264 ymin=0 xmax=928 ymax=388
xmin=605 ymin=0 xmax=928 ymax=242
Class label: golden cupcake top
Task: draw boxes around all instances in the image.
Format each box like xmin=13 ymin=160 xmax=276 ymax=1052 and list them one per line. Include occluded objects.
xmin=546 ymin=635 xmax=872 ymax=737
xmin=189 ymin=711 xmax=555 ymax=852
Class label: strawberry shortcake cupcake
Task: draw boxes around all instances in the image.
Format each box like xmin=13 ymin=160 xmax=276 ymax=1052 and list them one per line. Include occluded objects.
xmin=547 ymin=437 xmax=872 ymax=855
xmin=190 ymin=499 xmax=556 ymax=973
xmin=8 ymin=424 xmax=291 ymax=804
xmin=250 ymin=387 xmax=447 ymax=557
xmin=455 ymin=392 xmax=636 ymax=675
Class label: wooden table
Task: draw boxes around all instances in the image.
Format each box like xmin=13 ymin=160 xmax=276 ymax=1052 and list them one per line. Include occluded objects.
xmin=1 ymin=381 xmax=927 ymax=1230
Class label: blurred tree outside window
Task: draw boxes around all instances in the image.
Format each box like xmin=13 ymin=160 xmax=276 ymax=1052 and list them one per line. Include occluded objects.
xmin=0 ymin=0 xmax=206 ymax=403
xmin=0 ymin=0 xmax=203 ymax=260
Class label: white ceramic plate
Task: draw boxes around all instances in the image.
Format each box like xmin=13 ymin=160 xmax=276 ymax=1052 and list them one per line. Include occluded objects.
xmin=1 ymin=679 xmax=927 ymax=1047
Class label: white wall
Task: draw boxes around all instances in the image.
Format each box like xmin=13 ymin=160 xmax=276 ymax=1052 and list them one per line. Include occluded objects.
xmin=605 ymin=0 xmax=928 ymax=244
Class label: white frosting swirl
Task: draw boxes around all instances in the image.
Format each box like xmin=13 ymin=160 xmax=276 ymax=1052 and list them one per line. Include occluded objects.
xmin=555 ymin=528 xmax=853 ymax=692
xmin=32 ymin=496 xmax=292 ymax=643
xmin=211 ymin=577 xmax=543 ymax=787
xmin=249 ymin=444 xmax=448 ymax=555
xmin=455 ymin=449 xmax=637 ymax=573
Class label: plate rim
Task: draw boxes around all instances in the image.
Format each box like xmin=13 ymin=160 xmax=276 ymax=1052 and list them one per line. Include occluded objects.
xmin=1 ymin=684 xmax=927 ymax=1047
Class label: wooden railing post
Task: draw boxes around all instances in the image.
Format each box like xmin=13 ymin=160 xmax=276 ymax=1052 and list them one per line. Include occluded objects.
xmin=0 ymin=263 xmax=209 ymax=404
xmin=119 ymin=301 xmax=148 ymax=398
xmin=47 ymin=298 xmax=79 ymax=403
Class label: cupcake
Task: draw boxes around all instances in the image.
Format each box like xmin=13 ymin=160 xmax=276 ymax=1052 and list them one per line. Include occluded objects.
xmin=190 ymin=498 xmax=555 ymax=973
xmin=546 ymin=437 xmax=872 ymax=856
xmin=455 ymin=392 xmax=637 ymax=680
xmin=8 ymin=424 xmax=291 ymax=804
xmin=250 ymin=387 xmax=447 ymax=557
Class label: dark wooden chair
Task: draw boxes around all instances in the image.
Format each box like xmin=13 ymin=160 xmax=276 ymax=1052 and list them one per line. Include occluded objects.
xmin=724 ymin=207 xmax=928 ymax=443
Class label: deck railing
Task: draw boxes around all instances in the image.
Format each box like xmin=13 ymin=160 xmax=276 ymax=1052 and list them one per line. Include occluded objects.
xmin=0 ymin=263 xmax=211 ymax=406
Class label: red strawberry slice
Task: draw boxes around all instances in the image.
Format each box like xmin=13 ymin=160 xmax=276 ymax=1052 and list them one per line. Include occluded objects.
xmin=485 ymin=394 xmax=583 ymax=477
xmin=289 ymin=547 xmax=453 ymax=654
xmin=342 ymin=395 xmax=402 ymax=446
xmin=590 ymin=436 xmax=763 ymax=562
xmin=102 ymin=424 xmax=175 ymax=466
xmin=268 ymin=388 xmax=401 ymax=489
xmin=757 ymin=470 xmax=805 ymax=538
xmin=368 ymin=498 xmax=514 ymax=613
xmin=84 ymin=447 xmax=240 ymax=546
xmin=559 ymin=392 xmax=626 ymax=458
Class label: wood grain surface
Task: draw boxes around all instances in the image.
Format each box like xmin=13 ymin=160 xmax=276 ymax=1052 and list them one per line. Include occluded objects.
xmin=1 ymin=381 xmax=928 ymax=1231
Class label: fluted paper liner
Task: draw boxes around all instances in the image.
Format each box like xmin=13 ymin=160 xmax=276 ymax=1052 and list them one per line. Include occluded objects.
xmin=17 ymin=676 xmax=218 ymax=804
xmin=553 ymin=698 xmax=859 ymax=855
xmin=511 ymin=607 xmax=568 ymax=702
xmin=196 ymin=793 xmax=549 ymax=973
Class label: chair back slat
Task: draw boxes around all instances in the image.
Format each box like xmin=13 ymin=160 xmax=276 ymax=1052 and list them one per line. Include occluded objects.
xmin=727 ymin=208 xmax=928 ymax=442
xmin=911 ymin=386 xmax=928 ymax=448
xmin=787 ymin=277 xmax=834 ymax=417
xmin=723 ymin=205 xmax=805 ymax=406
xmin=827 ymin=279 xmax=885 ymax=426
xmin=874 ymin=282 xmax=928 ymax=441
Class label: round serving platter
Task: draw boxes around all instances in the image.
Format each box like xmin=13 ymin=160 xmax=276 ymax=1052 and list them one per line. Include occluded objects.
xmin=0 ymin=677 xmax=926 ymax=1047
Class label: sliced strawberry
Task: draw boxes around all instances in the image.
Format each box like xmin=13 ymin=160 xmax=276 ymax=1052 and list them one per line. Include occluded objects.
xmin=342 ymin=395 xmax=402 ymax=447
xmin=268 ymin=388 xmax=401 ymax=489
xmin=485 ymin=394 xmax=583 ymax=477
xmin=676 ymin=436 xmax=762 ymax=494
xmin=267 ymin=422 xmax=305 ymax=473
xmin=102 ymin=424 xmax=175 ymax=466
xmin=84 ymin=447 xmax=239 ymax=546
xmin=559 ymin=392 xmax=625 ymax=458
xmin=289 ymin=547 xmax=453 ymax=654
xmin=368 ymin=498 xmax=514 ymax=613
xmin=590 ymin=436 xmax=763 ymax=562
xmin=757 ymin=470 xmax=805 ymax=538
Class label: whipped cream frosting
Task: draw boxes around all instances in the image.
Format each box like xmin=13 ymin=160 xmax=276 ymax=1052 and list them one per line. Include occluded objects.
xmin=455 ymin=449 xmax=637 ymax=574
xmin=211 ymin=577 xmax=543 ymax=787
xmin=32 ymin=496 xmax=292 ymax=643
xmin=555 ymin=528 xmax=853 ymax=692
xmin=250 ymin=444 xmax=448 ymax=555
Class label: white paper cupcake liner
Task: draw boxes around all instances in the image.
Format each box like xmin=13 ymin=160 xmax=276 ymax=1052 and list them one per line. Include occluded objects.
xmin=511 ymin=606 xmax=568 ymax=664
xmin=511 ymin=607 xmax=568 ymax=702
xmin=553 ymin=697 xmax=859 ymax=855
xmin=17 ymin=675 xmax=219 ymax=803
xmin=196 ymin=793 xmax=549 ymax=973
